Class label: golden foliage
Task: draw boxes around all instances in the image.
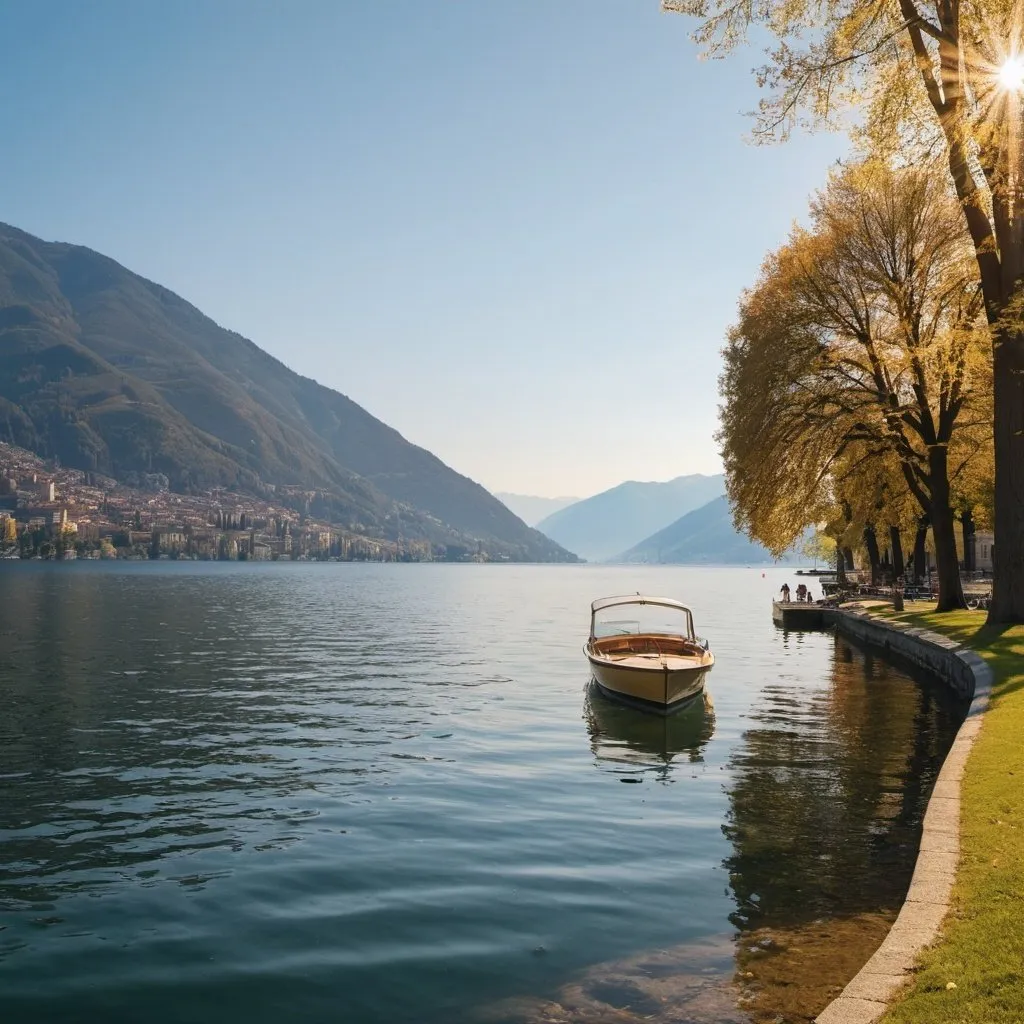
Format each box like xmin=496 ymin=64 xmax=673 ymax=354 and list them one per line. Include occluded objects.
xmin=667 ymin=0 xmax=1024 ymax=615
xmin=664 ymin=0 xmax=1024 ymax=331
xmin=718 ymin=160 xmax=992 ymax=555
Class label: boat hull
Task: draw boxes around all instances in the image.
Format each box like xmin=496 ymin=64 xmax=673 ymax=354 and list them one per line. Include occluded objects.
xmin=586 ymin=650 xmax=712 ymax=714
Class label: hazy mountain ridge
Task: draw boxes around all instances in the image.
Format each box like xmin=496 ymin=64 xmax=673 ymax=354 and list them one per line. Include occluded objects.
xmin=0 ymin=222 xmax=574 ymax=561
xmin=616 ymin=494 xmax=777 ymax=564
xmin=536 ymin=474 xmax=726 ymax=562
xmin=495 ymin=492 xmax=581 ymax=526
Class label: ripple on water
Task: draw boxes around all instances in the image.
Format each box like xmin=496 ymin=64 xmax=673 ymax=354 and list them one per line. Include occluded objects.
xmin=0 ymin=563 xmax=965 ymax=1024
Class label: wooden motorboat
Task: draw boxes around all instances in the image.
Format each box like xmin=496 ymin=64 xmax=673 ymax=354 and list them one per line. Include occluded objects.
xmin=584 ymin=595 xmax=714 ymax=714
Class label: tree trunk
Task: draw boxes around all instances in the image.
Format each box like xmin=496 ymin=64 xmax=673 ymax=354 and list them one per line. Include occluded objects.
xmin=928 ymin=446 xmax=967 ymax=612
xmin=932 ymin=504 xmax=967 ymax=611
xmin=842 ymin=547 xmax=855 ymax=576
xmin=889 ymin=526 xmax=905 ymax=580
xmin=988 ymin=330 xmax=1024 ymax=623
xmin=863 ymin=526 xmax=881 ymax=586
xmin=913 ymin=518 xmax=928 ymax=584
xmin=961 ymin=509 xmax=976 ymax=575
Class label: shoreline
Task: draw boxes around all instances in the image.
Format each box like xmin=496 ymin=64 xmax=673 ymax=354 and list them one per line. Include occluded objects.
xmin=800 ymin=606 xmax=994 ymax=1024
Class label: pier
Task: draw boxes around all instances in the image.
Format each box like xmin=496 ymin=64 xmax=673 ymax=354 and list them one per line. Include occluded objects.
xmin=771 ymin=600 xmax=828 ymax=630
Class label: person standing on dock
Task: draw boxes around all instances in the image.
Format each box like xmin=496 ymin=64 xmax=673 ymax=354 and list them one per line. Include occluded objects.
xmin=780 ymin=582 xmax=791 ymax=602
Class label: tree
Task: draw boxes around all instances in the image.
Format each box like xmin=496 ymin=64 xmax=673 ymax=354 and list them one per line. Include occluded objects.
xmin=719 ymin=162 xmax=991 ymax=609
xmin=664 ymin=0 xmax=1024 ymax=623
xmin=803 ymin=530 xmax=837 ymax=568
xmin=828 ymin=444 xmax=922 ymax=584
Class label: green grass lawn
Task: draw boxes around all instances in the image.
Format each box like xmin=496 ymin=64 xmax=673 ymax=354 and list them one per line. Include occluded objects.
xmin=872 ymin=604 xmax=1024 ymax=1024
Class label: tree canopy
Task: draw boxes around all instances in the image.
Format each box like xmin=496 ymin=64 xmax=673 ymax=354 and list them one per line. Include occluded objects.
xmin=719 ymin=161 xmax=991 ymax=607
xmin=666 ymin=0 xmax=1024 ymax=620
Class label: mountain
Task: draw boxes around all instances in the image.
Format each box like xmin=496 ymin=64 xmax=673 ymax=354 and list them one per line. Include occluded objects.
xmin=617 ymin=494 xmax=776 ymax=564
xmin=536 ymin=474 xmax=725 ymax=562
xmin=0 ymin=222 xmax=574 ymax=561
xmin=494 ymin=492 xmax=580 ymax=526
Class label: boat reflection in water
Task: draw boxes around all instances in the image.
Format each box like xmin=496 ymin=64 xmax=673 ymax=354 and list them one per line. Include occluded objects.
xmin=583 ymin=681 xmax=715 ymax=775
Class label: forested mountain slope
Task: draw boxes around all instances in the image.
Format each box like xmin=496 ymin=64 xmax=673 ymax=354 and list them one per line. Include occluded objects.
xmin=0 ymin=223 xmax=573 ymax=560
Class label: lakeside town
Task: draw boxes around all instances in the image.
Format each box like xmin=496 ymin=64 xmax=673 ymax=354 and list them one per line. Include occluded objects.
xmin=0 ymin=440 xmax=440 ymax=562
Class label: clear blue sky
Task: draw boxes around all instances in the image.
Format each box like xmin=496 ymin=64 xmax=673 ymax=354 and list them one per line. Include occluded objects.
xmin=0 ymin=1 xmax=847 ymax=498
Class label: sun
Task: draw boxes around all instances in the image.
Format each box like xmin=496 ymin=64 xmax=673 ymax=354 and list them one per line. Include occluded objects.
xmin=998 ymin=55 xmax=1024 ymax=91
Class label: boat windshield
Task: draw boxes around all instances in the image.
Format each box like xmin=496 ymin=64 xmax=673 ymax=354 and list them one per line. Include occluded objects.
xmin=591 ymin=601 xmax=694 ymax=640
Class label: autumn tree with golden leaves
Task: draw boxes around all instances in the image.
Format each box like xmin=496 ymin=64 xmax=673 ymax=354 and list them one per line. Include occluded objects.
xmin=718 ymin=163 xmax=991 ymax=610
xmin=666 ymin=0 xmax=1024 ymax=622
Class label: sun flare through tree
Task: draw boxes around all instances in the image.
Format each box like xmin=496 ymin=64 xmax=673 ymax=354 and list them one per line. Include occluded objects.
xmin=666 ymin=0 xmax=1024 ymax=622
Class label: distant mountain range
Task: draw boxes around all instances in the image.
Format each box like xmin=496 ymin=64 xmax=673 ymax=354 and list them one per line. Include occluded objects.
xmin=616 ymin=494 xmax=776 ymax=564
xmin=0 ymin=223 xmax=574 ymax=561
xmin=536 ymin=474 xmax=726 ymax=562
xmin=494 ymin=492 xmax=580 ymax=526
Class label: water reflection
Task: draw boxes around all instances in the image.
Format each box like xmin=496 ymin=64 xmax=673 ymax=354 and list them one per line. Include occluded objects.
xmin=0 ymin=565 xmax=967 ymax=1024
xmin=583 ymin=684 xmax=715 ymax=777
xmin=520 ymin=637 xmax=966 ymax=1024
xmin=722 ymin=637 xmax=966 ymax=1023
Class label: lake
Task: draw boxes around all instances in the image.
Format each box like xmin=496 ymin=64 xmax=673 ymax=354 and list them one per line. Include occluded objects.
xmin=0 ymin=563 xmax=965 ymax=1024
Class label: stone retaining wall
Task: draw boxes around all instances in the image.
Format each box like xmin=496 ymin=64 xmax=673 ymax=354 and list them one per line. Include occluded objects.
xmin=814 ymin=608 xmax=992 ymax=1024
xmin=823 ymin=607 xmax=981 ymax=699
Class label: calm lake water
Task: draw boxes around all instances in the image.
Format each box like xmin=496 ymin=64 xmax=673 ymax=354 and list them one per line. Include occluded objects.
xmin=0 ymin=564 xmax=965 ymax=1024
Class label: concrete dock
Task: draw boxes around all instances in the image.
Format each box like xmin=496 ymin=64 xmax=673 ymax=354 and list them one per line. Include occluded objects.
xmin=771 ymin=600 xmax=828 ymax=630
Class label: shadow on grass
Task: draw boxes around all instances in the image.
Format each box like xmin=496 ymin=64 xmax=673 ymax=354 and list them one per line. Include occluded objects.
xmin=955 ymin=623 xmax=1023 ymax=700
xmin=885 ymin=606 xmax=1024 ymax=700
